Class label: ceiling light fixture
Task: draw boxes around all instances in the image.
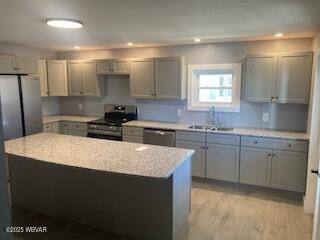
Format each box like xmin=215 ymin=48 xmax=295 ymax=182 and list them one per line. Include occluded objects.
xmin=46 ymin=18 xmax=83 ymax=29
xmin=127 ymin=42 xmax=133 ymax=46
xmin=74 ymin=46 xmax=80 ymax=49
xmin=275 ymin=32 xmax=283 ymax=37
xmin=194 ymin=38 xmax=201 ymax=42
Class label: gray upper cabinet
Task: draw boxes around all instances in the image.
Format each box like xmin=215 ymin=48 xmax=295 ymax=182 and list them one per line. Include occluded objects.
xmin=83 ymin=61 xmax=100 ymax=96
xmin=68 ymin=60 xmax=102 ymax=97
xmin=97 ymin=59 xmax=129 ymax=75
xmin=47 ymin=60 xmax=69 ymax=96
xmin=130 ymin=57 xmax=186 ymax=99
xmin=68 ymin=61 xmax=83 ymax=96
xmin=0 ymin=55 xmax=16 ymax=74
xmin=245 ymin=54 xmax=277 ymax=102
xmin=245 ymin=52 xmax=313 ymax=104
xmin=15 ymin=56 xmax=38 ymax=74
xmin=276 ymin=52 xmax=313 ymax=104
xmin=37 ymin=60 xmax=49 ymax=97
xmin=240 ymin=147 xmax=272 ymax=187
xmin=176 ymin=140 xmax=205 ymax=177
xmin=206 ymin=144 xmax=240 ymax=183
xmin=130 ymin=58 xmax=155 ymax=98
xmin=271 ymin=150 xmax=307 ymax=193
xmin=0 ymin=55 xmax=38 ymax=74
xmin=155 ymin=57 xmax=186 ymax=99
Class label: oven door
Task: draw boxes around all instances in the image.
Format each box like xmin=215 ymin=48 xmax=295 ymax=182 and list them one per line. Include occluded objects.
xmin=87 ymin=132 xmax=122 ymax=141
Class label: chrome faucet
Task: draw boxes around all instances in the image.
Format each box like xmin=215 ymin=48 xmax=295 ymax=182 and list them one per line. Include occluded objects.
xmin=209 ymin=106 xmax=216 ymax=127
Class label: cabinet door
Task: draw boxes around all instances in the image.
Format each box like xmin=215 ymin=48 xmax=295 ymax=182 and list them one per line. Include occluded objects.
xmin=245 ymin=54 xmax=277 ymax=102
xmin=15 ymin=57 xmax=38 ymax=74
xmin=37 ymin=60 xmax=48 ymax=97
xmin=83 ymin=61 xmax=100 ymax=96
xmin=240 ymin=147 xmax=272 ymax=187
xmin=276 ymin=52 xmax=313 ymax=104
xmin=130 ymin=58 xmax=155 ymax=98
xmin=47 ymin=60 xmax=68 ymax=96
xmin=155 ymin=57 xmax=182 ymax=99
xmin=122 ymin=135 xmax=143 ymax=143
xmin=0 ymin=55 xmax=16 ymax=74
xmin=96 ymin=60 xmax=113 ymax=74
xmin=68 ymin=129 xmax=87 ymax=137
xmin=59 ymin=121 xmax=69 ymax=135
xmin=271 ymin=150 xmax=307 ymax=193
xmin=68 ymin=61 xmax=83 ymax=96
xmin=43 ymin=123 xmax=52 ymax=132
xmin=206 ymin=143 xmax=240 ymax=182
xmin=114 ymin=60 xmax=129 ymax=74
xmin=176 ymin=140 xmax=205 ymax=177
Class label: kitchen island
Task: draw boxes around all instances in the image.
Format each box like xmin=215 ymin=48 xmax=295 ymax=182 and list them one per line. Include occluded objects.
xmin=5 ymin=133 xmax=194 ymax=240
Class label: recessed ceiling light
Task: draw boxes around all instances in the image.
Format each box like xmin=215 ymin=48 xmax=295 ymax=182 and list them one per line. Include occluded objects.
xmin=275 ymin=33 xmax=283 ymax=37
xmin=194 ymin=38 xmax=201 ymax=42
xmin=46 ymin=18 xmax=83 ymax=29
xmin=74 ymin=46 xmax=80 ymax=49
xmin=127 ymin=42 xmax=133 ymax=46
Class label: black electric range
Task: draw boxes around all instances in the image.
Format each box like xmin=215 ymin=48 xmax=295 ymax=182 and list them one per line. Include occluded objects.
xmin=87 ymin=104 xmax=137 ymax=141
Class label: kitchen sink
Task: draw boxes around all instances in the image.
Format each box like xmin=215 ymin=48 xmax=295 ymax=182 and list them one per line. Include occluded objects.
xmin=187 ymin=124 xmax=211 ymax=130
xmin=187 ymin=124 xmax=234 ymax=132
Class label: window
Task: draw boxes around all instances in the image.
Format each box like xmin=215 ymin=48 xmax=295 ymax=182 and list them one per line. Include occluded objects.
xmin=188 ymin=63 xmax=242 ymax=112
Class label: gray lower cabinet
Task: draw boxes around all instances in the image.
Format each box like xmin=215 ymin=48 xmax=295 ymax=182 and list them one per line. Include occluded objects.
xmin=176 ymin=140 xmax=205 ymax=177
xmin=271 ymin=150 xmax=307 ymax=192
xmin=240 ymin=147 xmax=272 ymax=187
xmin=206 ymin=144 xmax=240 ymax=183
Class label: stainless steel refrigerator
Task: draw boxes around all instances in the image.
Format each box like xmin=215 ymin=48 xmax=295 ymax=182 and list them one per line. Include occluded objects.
xmin=0 ymin=75 xmax=42 ymax=140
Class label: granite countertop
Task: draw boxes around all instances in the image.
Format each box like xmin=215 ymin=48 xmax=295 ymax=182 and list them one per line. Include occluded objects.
xmin=123 ymin=120 xmax=309 ymax=141
xmin=5 ymin=133 xmax=194 ymax=179
xmin=43 ymin=115 xmax=101 ymax=124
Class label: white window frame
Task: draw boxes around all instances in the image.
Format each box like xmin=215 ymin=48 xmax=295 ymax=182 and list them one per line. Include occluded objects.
xmin=187 ymin=63 xmax=242 ymax=112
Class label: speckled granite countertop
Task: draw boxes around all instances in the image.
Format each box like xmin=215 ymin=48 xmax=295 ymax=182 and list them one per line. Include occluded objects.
xmin=43 ymin=115 xmax=101 ymax=124
xmin=5 ymin=133 xmax=194 ymax=179
xmin=123 ymin=120 xmax=309 ymax=141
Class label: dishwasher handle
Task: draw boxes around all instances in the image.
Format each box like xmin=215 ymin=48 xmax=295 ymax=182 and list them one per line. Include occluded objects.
xmin=144 ymin=129 xmax=175 ymax=136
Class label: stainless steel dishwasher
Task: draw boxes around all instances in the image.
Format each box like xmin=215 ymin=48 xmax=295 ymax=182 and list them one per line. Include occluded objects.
xmin=143 ymin=128 xmax=175 ymax=147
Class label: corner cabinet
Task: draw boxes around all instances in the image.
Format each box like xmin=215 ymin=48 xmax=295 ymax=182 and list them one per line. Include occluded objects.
xmin=46 ymin=60 xmax=69 ymax=96
xmin=0 ymin=55 xmax=38 ymax=74
xmin=68 ymin=60 xmax=103 ymax=97
xmin=245 ymin=52 xmax=313 ymax=104
xmin=130 ymin=57 xmax=186 ymax=99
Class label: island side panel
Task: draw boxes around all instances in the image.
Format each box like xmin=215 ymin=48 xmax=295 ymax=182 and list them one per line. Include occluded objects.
xmin=172 ymin=156 xmax=192 ymax=240
xmin=8 ymin=155 xmax=187 ymax=240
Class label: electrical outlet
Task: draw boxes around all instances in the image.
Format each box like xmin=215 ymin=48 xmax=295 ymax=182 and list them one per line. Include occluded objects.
xmin=262 ymin=112 xmax=269 ymax=122
xmin=78 ymin=103 xmax=83 ymax=110
xmin=177 ymin=109 xmax=182 ymax=117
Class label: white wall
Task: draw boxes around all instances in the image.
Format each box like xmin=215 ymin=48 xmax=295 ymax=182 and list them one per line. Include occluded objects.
xmin=305 ymin=34 xmax=320 ymax=214
xmin=55 ymin=38 xmax=313 ymax=131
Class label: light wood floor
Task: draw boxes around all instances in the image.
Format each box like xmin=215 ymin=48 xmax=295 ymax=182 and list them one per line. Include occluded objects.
xmin=11 ymin=180 xmax=313 ymax=240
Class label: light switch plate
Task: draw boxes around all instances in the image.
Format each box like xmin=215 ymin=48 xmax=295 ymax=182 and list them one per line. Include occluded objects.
xmin=262 ymin=112 xmax=269 ymax=122
xmin=78 ymin=103 xmax=83 ymax=110
xmin=177 ymin=109 xmax=182 ymax=117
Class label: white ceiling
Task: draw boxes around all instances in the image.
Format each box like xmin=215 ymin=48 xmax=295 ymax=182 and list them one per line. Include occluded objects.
xmin=0 ymin=0 xmax=319 ymax=51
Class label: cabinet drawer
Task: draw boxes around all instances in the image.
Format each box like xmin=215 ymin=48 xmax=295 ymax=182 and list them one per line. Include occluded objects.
xmin=43 ymin=123 xmax=52 ymax=132
xmin=206 ymin=133 xmax=240 ymax=146
xmin=176 ymin=131 xmax=205 ymax=142
xmin=68 ymin=122 xmax=87 ymax=131
xmin=122 ymin=126 xmax=143 ymax=136
xmin=241 ymin=136 xmax=308 ymax=152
